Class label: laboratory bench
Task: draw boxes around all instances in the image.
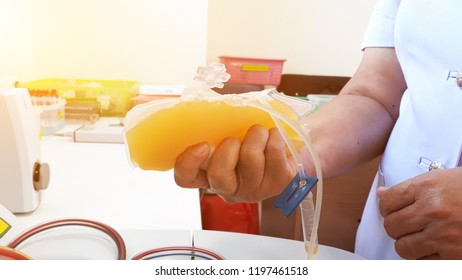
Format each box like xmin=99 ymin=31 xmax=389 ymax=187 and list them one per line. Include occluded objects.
xmin=15 ymin=129 xmax=202 ymax=231
xmin=8 ymin=118 xmax=363 ymax=260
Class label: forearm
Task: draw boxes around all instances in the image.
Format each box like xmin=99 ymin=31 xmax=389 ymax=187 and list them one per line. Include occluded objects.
xmin=300 ymin=93 xmax=394 ymax=178
xmin=298 ymin=47 xmax=406 ymax=178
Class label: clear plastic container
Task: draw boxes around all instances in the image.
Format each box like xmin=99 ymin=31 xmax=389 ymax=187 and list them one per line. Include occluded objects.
xmin=31 ymin=97 xmax=66 ymax=135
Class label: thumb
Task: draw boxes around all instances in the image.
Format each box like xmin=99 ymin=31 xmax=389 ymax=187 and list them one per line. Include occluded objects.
xmin=376 ymin=186 xmax=388 ymax=198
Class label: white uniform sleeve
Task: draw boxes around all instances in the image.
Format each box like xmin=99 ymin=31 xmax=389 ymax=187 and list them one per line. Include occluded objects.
xmin=361 ymin=0 xmax=401 ymax=49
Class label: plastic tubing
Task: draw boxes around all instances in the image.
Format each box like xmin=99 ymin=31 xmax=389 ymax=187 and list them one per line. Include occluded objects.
xmin=131 ymin=246 xmax=225 ymax=260
xmin=250 ymin=96 xmax=323 ymax=260
xmin=7 ymin=218 xmax=127 ymax=260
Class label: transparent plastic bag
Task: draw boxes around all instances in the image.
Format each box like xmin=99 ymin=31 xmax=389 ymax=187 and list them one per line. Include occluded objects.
xmin=122 ymin=63 xmax=323 ymax=259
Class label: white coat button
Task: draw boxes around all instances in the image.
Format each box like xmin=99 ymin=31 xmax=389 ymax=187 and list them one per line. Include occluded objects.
xmin=457 ymin=72 xmax=462 ymax=88
xmin=428 ymin=161 xmax=445 ymax=171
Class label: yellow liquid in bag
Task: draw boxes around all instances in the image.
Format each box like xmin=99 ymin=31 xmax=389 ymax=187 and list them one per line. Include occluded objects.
xmin=124 ymin=98 xmax=302 ymax=171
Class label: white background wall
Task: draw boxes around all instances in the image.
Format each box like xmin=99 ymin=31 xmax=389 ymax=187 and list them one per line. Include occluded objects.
xmin=0 ymin=0 xmax=208 ymax=86
xmin=0 ymin=1 xmax=34 ymax=84
xmin=1 ymin=0 xmax=378 ymax=86
xmin=207 ymin=0 xmax=378 ymax=77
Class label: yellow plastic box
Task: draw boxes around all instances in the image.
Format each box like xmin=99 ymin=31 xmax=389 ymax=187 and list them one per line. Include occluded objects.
xmin=17 ymin=78 xmax=140 ymax=117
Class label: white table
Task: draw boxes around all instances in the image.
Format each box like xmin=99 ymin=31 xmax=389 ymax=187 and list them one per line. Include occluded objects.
xmin=9 ymin=229 xmax=363 ymax=260
xmin=193 ymin=230 xmax=364 ymax=260
xmin=14 ymin=134 xmax=202 ymax=232
xmin=9 ymin=119 xmax=363 ymax=260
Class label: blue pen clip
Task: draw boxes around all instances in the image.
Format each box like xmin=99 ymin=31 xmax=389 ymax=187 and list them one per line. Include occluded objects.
xmin=273 ymin=172 xmax=318 ymax=217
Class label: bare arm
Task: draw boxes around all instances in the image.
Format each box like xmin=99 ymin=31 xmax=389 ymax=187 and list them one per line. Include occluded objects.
xmin=300 ymin=47 xmax=407 ymax=177
xmin=174 ymin=47 xmax=407 ymax=203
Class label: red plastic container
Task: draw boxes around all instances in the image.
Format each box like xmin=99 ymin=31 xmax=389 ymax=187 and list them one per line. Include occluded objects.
xmin=200 ymin=193 xmax=259 ymax=235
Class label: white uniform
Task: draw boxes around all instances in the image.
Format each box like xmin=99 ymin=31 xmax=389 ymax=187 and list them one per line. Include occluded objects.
xmin=355 ymin=0 xmax=462 ymax=259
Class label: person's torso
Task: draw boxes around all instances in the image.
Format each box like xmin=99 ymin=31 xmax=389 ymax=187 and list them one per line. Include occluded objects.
xmin=356 ymin=0 xmax=462 ymax=260
xmin=382 ymin=0 xmax=462 ymax=187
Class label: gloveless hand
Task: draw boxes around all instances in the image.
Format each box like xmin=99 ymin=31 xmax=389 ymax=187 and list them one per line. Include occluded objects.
xmin=378 ymin=167 xmax=462 ymax=259
xmin=173 ymin=125 xmax=297 ymax=203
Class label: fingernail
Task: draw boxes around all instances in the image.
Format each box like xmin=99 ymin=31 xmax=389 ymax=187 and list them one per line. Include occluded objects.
xmin=376 ymin=186 xmax=387 ymax=196
xmin=191 ymin=142 xmax=209 ymax=156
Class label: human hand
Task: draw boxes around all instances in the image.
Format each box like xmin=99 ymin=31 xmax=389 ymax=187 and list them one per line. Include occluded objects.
xmin=377 ymin=167 xmax=462 ymax=259
xmin=173 ymin=125 xmax=297 ymax=203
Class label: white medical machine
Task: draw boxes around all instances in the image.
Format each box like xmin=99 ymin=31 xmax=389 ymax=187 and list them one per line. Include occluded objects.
xmin=0 ymin=87 xmax=49 ymax=213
